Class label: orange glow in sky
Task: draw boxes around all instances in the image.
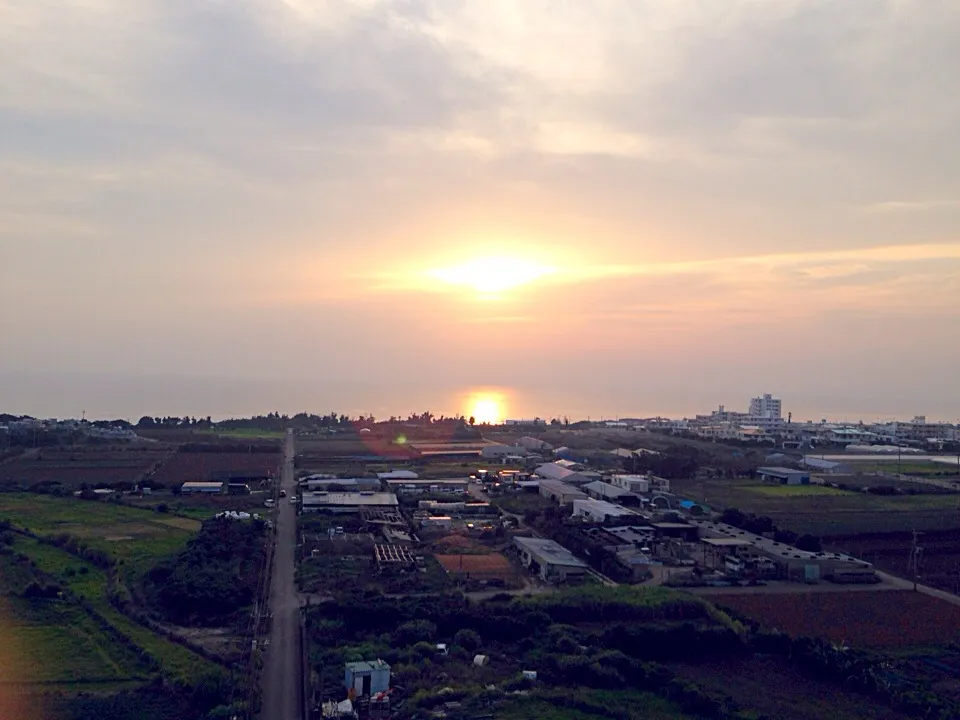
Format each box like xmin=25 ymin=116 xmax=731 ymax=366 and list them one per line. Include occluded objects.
xmin=464 ymin=389 xmax=507 ymax=424
xmin=429 ymin=257 xmax=555 ymax=295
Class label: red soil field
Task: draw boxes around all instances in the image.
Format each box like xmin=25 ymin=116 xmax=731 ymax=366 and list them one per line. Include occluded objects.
xmin=711 ymin=590 xmax=960 ymax=648
xmin=150 ymin=451 xmax=281 ymax=485
xmin=435 ymin=553 xmax=514 ymax=577
xmin=0 ymin=450 xmax=170 ymax=488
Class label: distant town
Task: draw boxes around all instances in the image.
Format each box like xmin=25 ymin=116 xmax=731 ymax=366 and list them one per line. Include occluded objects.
xmin=3 ymin=396 xmax=960 ymax=720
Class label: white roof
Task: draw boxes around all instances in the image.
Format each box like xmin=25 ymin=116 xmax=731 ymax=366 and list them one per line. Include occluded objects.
xmin=377 ymin=470 xmax=419 ymax=480
xmin=535 ymin=462 xmax=578 ymax=481
xmin=301 ymin=492 xmax=398 ymax=508
xmin=573 ymin=499 xmax=638 ymax=518
xmin=514 ymin=536 xmax=587 ymax=568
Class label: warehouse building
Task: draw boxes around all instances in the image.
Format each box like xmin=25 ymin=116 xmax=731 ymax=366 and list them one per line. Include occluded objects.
xmin=301 ymin=491 xmax=399 ymax=513
xmin=538 ymin=479 xmax=588 ymax=505
xmin=693 ymin=520 xmax=875 ymax=583
xmin=534 ymin=462 xmax=591 ymax=485
xmin=180 ymin=481 xmax=225 ymax=494
xmin=582 ymin=480 xmax=636 ymax=504
xmin=385 ymin=477 xmax=469 ymax=494
xmin=377 ymin=470 xmax=419 ymax=481
xmin=757 ymin=467 xmax=810 ymax=485
xmin=572 ymin=499 xmax=639 ymax=523
xmin=799 ymin=457 xmax=850 ymax=474
xmin=303 ymin=476 xmax=381 ymax=492
xmin=513 ymin=536 xmax=588 ymax=583
xmin=610 ymin=474 xmax=650 ymax=494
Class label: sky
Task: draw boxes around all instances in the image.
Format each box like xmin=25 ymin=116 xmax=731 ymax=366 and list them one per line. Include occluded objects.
xmin=1 ymin=0 xmax=959 ymax=422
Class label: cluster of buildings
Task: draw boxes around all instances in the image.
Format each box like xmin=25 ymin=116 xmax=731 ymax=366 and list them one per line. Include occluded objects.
xmin=0 ymin=417 xmax=138 ymax=443
xmin=647 ymin=394 xmax=959 ymax=449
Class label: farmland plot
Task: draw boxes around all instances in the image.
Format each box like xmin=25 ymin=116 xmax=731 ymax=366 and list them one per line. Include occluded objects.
xmin=711 ymin=590 xmax=960 ymax=649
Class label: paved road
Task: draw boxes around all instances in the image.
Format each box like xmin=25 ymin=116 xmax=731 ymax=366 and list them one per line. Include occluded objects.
xmin=260 ymin=431 xmax=303 ymax=720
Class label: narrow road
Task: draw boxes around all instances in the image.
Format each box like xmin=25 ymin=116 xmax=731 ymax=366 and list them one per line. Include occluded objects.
xmin=260 ymin=430 xmax=303 ymax=720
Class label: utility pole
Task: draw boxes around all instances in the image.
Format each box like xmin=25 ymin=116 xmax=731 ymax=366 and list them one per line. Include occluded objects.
xmin=908 ymin=529 xmax=923 ymax=592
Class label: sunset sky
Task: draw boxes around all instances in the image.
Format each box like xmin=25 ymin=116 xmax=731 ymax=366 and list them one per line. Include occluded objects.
xmin=2 ymin=1 xmax=958 ymax=421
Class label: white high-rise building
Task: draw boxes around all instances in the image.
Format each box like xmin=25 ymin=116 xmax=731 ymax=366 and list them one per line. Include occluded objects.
xmin=749 ymin=394 xmax=782 ymax=420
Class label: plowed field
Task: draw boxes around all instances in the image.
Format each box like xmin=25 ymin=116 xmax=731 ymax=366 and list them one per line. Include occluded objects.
xmin=712 ymin=590 xmax=960 ymax=648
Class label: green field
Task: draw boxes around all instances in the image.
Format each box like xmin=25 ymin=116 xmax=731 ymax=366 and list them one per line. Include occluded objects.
xmin=671 ymin=478 xmax=960 ymax=535
xmin=0 ymin=493 xmax=199 ymax=572
xmin=0 ymin=494 xmax=219 ymax=685
xmin=2 ymin=597 xmax=151 ymax=684
xmin=9 ymin=536 xmax=216 ymax=680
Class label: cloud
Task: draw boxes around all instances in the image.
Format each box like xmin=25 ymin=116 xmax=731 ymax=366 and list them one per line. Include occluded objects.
xmin=1 ymin=1 xmax=960 ymax=418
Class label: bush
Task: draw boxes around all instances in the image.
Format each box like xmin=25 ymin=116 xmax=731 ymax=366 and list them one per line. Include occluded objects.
xmin=453 ymin=628 xmax=482 ymax=653
xmin=393 ymin=620 xmax=438 ymax=646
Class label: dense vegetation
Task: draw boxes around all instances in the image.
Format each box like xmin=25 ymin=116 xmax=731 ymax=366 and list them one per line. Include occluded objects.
xmin=146 ymin=516 xmax=267 ymax=626
xmin=307 ymin=587 xmax=749 ymax=719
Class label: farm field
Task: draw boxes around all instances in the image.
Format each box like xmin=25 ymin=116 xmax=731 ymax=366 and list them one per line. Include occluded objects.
xmin=0 ymin=448 xmax=171 ymax=491
xmin=1 ymin=597 xmax=151 ymax=684
xmin=0 ymin=494 xmax=197 ymax=572
xmin=197 ymin=427 xmax=286 ymax=439
xmin=710 ymin=590 xmax=960 ymax=649
xmin=8 ymin=534 xmax=217 ymax=681
xmin=825 ymin=530 xmax=960 ymax=596
xmin=435 ymin=552 xmax=519 ymax=583
xmin=672 ymin=654 xmax=913 ymax=720
xmin=744 ymin=484 xmax=852 ymax=497
xmin=149 ymin=450 xmax=280 ymax=486
xmin=670 ymin=477 xmax=960 ymax=534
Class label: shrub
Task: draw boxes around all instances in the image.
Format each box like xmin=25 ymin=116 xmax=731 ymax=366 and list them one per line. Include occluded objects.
xmin=453 ymin=628 xmax=482 ymax=653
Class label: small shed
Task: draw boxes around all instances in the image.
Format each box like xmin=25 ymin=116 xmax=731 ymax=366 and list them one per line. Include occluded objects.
xmin=345 ymin=659 xmax=391 ymax=697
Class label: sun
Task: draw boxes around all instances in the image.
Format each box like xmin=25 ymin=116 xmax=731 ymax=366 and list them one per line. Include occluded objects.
xmin=430 ymin=257 xmax=555 ymax=295
xmin=464 ymin=389 xmax=507 ymax=425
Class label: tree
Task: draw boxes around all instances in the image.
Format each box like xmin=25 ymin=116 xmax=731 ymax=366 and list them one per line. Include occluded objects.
xmin=468 ymin=416 xmax=476 ymax=426
xmin=453 ymin=628 xmax=482 ymax=652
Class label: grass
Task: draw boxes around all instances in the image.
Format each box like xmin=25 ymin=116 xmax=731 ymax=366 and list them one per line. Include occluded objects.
xmin=2 ymin=598 xmax=152 ymax=684
xmin=9 ymin=536 xmax=217 ymax=681
xmin=743 ymin=484 xmax=853 ymax=497
xmin=0 ymin=493 xmax=196 ymax=573
xmin=670 ymin=477 xmax=960 ymax=535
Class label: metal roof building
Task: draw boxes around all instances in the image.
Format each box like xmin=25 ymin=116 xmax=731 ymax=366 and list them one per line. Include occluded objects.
xmin=538 ymin=479 xmax=588 ymax=505
xmin=513 ymin=536 xmax=588 ymax=583
xmin=756 ymin=466 xmax=810 ymax=485
xmin=535 ymin=462 xmax=591 ymax=485
xmin=582 ymin=480 xmax=634 ymax=502
xmin=180 ymin=481 xmax=225 ymax=494
xmin=301 ymin=491 xmax=399 ymax=513
xmin=572 ymin=499 xmax=639 ymax=523
xmin=377 ymin=470 xmax=419 ymax=480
